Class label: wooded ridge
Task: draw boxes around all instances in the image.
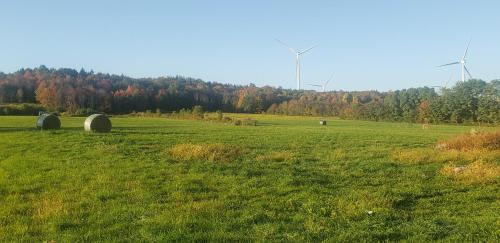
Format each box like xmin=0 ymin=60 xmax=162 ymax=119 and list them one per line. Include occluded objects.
xmin=0 ymin=66 xmax=498 ymax=124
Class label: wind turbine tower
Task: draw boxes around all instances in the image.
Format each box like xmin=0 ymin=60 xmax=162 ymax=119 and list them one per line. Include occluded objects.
xmin=276 ymin=39 xmax=317 ymax=90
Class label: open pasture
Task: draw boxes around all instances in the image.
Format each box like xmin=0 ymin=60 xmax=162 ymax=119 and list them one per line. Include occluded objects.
xmin=0 ymin=115 xmax=498 ymax=241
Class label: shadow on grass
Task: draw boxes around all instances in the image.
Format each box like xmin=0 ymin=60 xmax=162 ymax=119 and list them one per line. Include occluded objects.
xmin=0 ymin=126 xmax=199 ymax=134
xmin=392 ymin=190 xmax=450 ymax=211
xmin=111 ymin=126 xmax=199 ymax=135
xmin=392 ymin=196 xmax=418 ymax=210
xmin=0 ymin=126 xmax=86 ymax=133
xmin=0 ymin=127 xmax=37 ymax=132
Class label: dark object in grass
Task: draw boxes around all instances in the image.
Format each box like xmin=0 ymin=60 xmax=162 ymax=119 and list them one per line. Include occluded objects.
xmin=320 ymin=120 xmax=327 ymax=125
xmin=84 ymin=114 xmax=112 ymax=133
xmin=234 ymin=118 xmax=257 ymax=126
xmin=36 ymin=113 xmax=61 ymax=130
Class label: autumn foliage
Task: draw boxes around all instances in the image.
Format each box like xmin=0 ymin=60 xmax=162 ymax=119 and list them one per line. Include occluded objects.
xmin=0 ymin=66 xmax=499 ymax=124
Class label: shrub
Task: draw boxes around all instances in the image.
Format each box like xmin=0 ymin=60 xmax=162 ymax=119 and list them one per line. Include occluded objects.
xmin=72 ymin=108 xmax=97 ymax=117
xmin=234 ymin=118 xmax=257 ymax=126
xmin=241 ymin=118 xmax=257 ymax=126
xmin=192 ymin=106 xmax=204 ymax=119
xmin=437 ymin=131 xmax=500 ymax=151
xmin=170 ymin=143 xmax=242 ymax=163
xmin=0 ymin=103 xmax=46 ymax=115
xmin=216 ymin=110 xmax=223 ymax=120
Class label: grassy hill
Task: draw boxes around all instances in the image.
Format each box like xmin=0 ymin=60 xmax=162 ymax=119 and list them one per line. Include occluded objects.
xmin=0 ymin=115 xmax=498 ymax=241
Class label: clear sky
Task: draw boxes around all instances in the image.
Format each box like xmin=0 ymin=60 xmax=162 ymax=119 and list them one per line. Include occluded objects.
xmin=1 ymin=0 xmax=499 ymax=91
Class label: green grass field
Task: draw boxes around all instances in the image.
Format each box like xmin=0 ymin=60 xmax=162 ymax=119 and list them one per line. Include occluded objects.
xmin=0 ymin=115 xmax=498 ymax=242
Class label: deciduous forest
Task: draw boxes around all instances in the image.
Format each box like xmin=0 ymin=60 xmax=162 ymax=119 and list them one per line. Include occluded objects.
xmin=0 ymin=66 xmax=498 ymax=124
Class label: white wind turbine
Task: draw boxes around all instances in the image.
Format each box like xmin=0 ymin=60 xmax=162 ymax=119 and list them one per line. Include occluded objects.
xmin=437 ymin=40 xmax=472 ymax=82
xmin=431 ymin=73 xmax=453 ymax=94
xmin=308 ymin=73 xmax=334 ymax=92
xmin=276 ymin=39 xmax=317 ymax=90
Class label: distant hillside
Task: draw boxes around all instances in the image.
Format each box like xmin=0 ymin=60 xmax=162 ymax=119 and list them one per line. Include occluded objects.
xmin=0 ymin=66 xmax=498 ymax=124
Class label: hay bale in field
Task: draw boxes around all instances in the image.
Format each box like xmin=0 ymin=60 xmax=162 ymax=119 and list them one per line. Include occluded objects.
xmin=36 ymin=113 xmax=61 ymax=130
xmin=319 ymin=120 xmax=327 ymax=125
xmin=84 ymin=114 xmax=112 ymax=133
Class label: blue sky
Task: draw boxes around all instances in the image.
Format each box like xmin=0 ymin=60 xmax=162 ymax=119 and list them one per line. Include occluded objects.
xmin=1 ymin=0 xmax=499 ymax=91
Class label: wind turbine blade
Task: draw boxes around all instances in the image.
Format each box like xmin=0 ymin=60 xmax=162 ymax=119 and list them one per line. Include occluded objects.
xmin=307 ymin=84 xmax=322 ymax=87
xmin=275 ymin=38 xmax=297 ymax=54
xmin=463 ymin=39 xmax=471 ymax=59
xmin=324 ymin=73 xmax=334 ymax=86
xmin=299 ymin=44 xmax=318 ymax=54
xmin=437 ymin=62 xmax=460 ymax=67
xmin=464 ymin=66 xmax=472 ymax=79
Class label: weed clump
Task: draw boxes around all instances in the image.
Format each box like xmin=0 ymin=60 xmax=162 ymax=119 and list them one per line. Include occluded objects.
xmin=170 ymin=143 xmax=242 ymax=163
xmin=234 ymin=118 xmax=257 ymax=126
xmin=391 ymin=148 xmax=433 ymax=164
xmin=437 ymin=131 xmax=500 ymax=151
xmin=441 ymin=160 xmax=500 ymax=184
xmin=391 ymin=148 xmax=499 ymax=165
xmin=33 ymin=195 xmax=67 ymax=221
xmin=393 ymin=131 xmax=500 ymax=165
xmin=256 ymin=151 xmax=295 ymax=162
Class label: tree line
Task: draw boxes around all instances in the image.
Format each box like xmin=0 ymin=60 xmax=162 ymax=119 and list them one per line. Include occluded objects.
xmin=0 ymin=66 xmax=498 ymax=124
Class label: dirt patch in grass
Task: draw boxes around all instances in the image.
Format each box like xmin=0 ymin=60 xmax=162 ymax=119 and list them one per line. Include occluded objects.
xmin=256 ymin=151 xmax=295 ymax=162
xmin=437 ymin=131 xmax=500 ymax=151
xmin=170 ymin=143 xmax=243 ymax=163
xmin=441 ymin=160 xmax=500 ymax=184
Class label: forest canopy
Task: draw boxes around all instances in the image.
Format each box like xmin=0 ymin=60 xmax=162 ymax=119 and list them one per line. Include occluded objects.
xmin=0 ymin=66 xmax=498 ymax=124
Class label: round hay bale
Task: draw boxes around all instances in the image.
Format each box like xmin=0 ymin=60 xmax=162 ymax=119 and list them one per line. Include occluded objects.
xmin=319 ymin=120 xmax=327 ymax=126
xmin=84 ymin=114 xmax=112 ymax=133
xmin=36 ymin=113 xmax=61 ymax=130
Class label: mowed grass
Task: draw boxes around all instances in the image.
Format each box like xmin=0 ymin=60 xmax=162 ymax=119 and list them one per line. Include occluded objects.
xmin=0 ymin=115 xmax=498 ymax=242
